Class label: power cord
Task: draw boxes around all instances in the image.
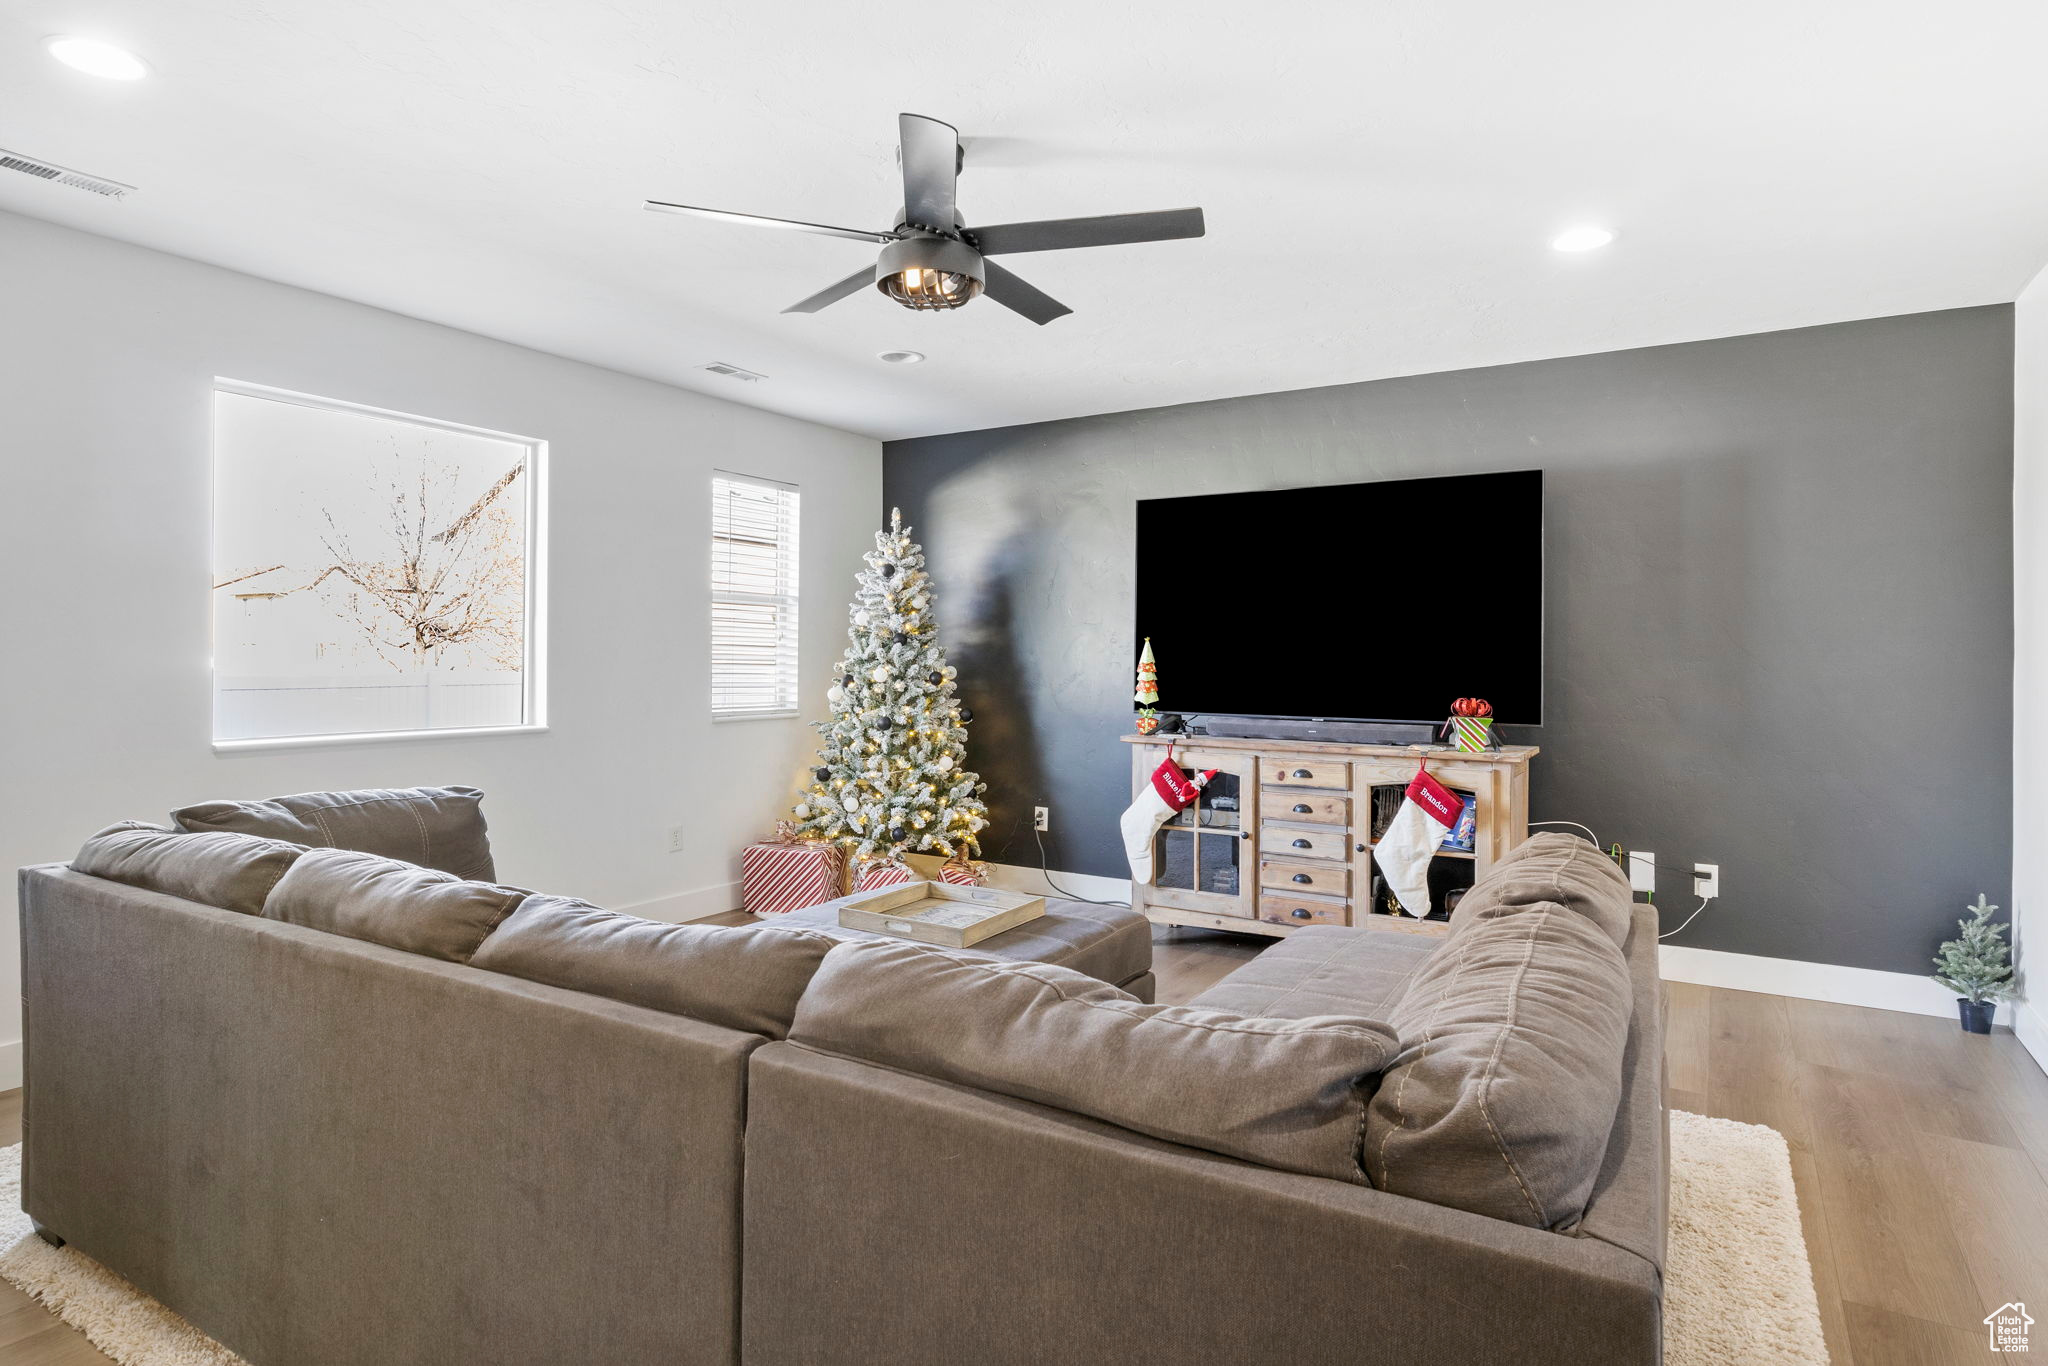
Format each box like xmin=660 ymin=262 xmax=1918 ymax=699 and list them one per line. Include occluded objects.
xmin=1032 ymin=825 xmax=1132 ymax=907
xmin=1659 ymin=897 xmax=1713 ymax=940
xmin=1529 ymin=820 xmax=1603 ymax=844
xmin=1526 ymin=820 xmax=1717 ymax=940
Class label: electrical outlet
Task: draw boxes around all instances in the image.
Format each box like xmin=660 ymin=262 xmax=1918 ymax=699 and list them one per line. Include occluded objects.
xmin=1694 ymin=862 xmax=1720 ymax=898
xmin=1628 ymin=849 xmax=1657 ymax=894
xmin=667 ymin=825 xmax=688 ymax=854
xmin=1033 ymin=806 xmax=1050 ymax=832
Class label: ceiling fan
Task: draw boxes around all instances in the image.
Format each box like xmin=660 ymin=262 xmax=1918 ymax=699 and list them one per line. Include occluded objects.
xmin=644 ymin=113 xmax=1205 ymax=325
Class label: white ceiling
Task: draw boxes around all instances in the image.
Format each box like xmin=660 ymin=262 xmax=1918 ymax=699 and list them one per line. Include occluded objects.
xmin=5 ymin=0 xmax=2048 ymax=441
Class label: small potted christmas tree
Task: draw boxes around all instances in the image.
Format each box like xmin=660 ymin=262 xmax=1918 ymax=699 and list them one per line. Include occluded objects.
xmin=1932 ymin=894 xmax=2015 ymax=1034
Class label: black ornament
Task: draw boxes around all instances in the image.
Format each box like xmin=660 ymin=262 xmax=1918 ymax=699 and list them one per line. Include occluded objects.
xmin=840 ymin=673 xmax=853 ymax=688
xmin=812 ymin=767 xmax=831 ymax=783
xmin=927 ymin=671 xmax=942 ymax=685
xmin=889 ymin=826 xmax=907 ymax=843
xmin=958 ymin=705 xmax=974 ymax=723
xmin=881 ymin=563 xmax=896 ymax=578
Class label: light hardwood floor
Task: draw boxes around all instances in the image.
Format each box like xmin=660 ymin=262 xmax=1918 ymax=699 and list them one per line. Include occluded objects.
xmin=0 ymin=926 xmax=2042 ymax=1366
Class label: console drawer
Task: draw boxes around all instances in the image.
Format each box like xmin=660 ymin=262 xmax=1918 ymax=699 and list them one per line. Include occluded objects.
xmin=1259 ymin=858 xmax=1352 ymax=899
xmin=1260 ymin=823 xmax=1350 ymax=862
xmin=1259 ymin=760 xmax=1351 ymax=790
xmin=1260 ymin=893 xmax=1349 ymax=928
xmin=1263 ymin=790 xmax=1349 ymax=825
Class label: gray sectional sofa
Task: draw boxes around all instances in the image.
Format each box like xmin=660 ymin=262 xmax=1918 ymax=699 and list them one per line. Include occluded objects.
xmin=17 ymin=787 xmax=1665 ymax=1366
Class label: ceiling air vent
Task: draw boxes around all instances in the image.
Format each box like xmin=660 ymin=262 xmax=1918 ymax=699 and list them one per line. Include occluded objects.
xmin=699 ymin=361 xmax=766 ymax=383
xmin=0 ymin=149 xmax=133 ymax=199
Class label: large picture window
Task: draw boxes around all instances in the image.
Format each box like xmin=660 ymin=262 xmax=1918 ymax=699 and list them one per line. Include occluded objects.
xmin=710 ymin=473 xmax=800 ymax=719
xmin=211 ymin=382 xmax=544 ymax=746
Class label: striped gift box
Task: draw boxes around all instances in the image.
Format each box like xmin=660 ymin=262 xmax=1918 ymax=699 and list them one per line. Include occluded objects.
xmin=1450 ymin=715 xmax=1494 ymax=753
xmin=742 ymin=838 xmax=844 ymax=916
xmin=852 ymin=858 xmax=918 ymax=893
xmin=937 ymin=857 xmax=987 ymax=887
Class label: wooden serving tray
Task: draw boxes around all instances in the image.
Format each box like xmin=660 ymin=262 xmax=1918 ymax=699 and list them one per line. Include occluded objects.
xmin=837 ymin=880 xmax=1046 ymax=949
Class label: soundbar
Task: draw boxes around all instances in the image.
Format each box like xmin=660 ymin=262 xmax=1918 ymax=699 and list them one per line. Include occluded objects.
xmin=1191 ymin=716 xmax=1439 ymax=746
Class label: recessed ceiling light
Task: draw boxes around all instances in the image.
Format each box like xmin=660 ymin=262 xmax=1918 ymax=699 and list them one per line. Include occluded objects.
xmin=878 ymin=350 xmax=926 ymax=365
xmin=44 ymin=36 xmax=150 ymax=81
xmin=1551 ymin=225 xmax=1616 ymax=253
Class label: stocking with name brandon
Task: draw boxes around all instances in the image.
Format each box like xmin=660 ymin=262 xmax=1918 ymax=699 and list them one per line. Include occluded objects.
xmin=1119 ymin=745 xmax=1218 ymax=883
xmin=1375 ymin=762 xmax=1464 ymax=918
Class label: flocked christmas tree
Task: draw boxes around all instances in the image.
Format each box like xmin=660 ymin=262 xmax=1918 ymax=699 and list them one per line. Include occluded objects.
xmin=1932 ymin=894 xmax=2017 ymax=1004
xmin=792 ymin=509 xmax=988 ymax=866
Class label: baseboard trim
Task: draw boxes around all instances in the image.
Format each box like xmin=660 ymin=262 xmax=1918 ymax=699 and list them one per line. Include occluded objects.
xmin=2014 ymin=999 xmax=2048 ymax=1073
xmin=1657 ymin=943 xmax=2013 ymax=1024
xmin=615 ymin=881 xmax=742 ymax=924
xmin=0 ymin=1040 xmax=19 ymax=1092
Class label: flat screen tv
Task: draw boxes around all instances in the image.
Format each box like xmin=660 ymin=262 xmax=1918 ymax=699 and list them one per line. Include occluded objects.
xmin=1134 ymin=470 xmax=1543 ymax=725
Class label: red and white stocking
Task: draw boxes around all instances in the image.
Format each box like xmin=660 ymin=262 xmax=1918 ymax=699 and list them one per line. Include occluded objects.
xmin=1375 ymin=763 xmax=1463 ymax=918
xmin=1120 ymin=745 xmax=1217 ymax=883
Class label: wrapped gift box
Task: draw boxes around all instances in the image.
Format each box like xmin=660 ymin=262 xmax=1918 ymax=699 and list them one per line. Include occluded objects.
xmin=1449 ymin=716 xmax=1494 ymax=753
xmin=743 ymin=825 xmax=845 ymax=915
xmin=852 ymin=858 xmax=918 ymax=893
xmin=937 ymin=856 xmax=987 ymax=887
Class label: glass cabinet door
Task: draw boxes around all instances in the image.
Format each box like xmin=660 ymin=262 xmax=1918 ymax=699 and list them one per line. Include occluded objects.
xmin=1140 ymin=751 xmax=1255 ymax=918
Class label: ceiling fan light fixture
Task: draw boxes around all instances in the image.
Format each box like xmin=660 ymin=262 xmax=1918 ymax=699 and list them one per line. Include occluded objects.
xmin=881 ymin=269 xmax=981 ymax=311
xmin=876 ymin=233 xmax=984 ymax=312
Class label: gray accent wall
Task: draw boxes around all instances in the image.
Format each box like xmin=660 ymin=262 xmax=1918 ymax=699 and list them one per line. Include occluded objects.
xmin=885 ymin=305 xmax=2014 ymax=975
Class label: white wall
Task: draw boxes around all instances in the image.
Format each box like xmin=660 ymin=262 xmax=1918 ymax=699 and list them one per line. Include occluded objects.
xmin=2016 ymin=262 xmax=2048 ymax=1072
xmin=0 ymin=209 xmax=881 ymax=1085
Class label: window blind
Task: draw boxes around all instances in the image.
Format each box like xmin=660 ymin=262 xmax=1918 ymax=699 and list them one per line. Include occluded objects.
xmin=711 ymin=474 xmax=800 ymax=718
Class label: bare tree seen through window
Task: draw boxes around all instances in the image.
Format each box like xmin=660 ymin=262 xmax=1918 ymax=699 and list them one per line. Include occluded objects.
xmin=215 ymin=435 xmax=527 ymax=673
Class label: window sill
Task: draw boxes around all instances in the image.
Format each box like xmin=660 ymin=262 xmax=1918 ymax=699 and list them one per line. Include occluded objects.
xmin=712 ymin=709 xmax=801 ymax=723
xmin=212 ymin=724 xmax=549 ymax=753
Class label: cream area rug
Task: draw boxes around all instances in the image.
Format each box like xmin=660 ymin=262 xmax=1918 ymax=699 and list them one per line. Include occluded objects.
xmin=1665 ymin=1109 xmax=1831 ymax=1364
xmin=2 ymin=1113 xmax=1825 ymax=1365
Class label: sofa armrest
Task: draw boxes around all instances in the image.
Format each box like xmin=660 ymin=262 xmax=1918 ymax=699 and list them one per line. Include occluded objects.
xmin=742 ymin=1042 xmax=1661 ymax=1366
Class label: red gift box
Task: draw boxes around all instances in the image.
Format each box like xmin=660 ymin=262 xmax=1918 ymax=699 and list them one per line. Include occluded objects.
xmin=851 ymin=857 xmax=917 ymax=893
xmin=937 ymin=856 xmax=987 ymax=887
xmin=743 ymin=823 xmax=845 ymax=916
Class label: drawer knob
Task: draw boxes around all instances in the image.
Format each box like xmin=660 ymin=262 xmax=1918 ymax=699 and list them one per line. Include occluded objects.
xmin=1291 ymin=873 xmax=1312 ymax=884
xmin=1355 ymin=843 xmax=1367 ymax=852
xmin=1240 ymin=830 xmax=1251 ymax=840
xmin=1291 ymin=838 xmax=1311 ymax=849
xmin=1292 ymin=803 xmax=1312 ymax=814
xmin=1292 ymin=768 xmax=1312 ymax=779
xmin=1291 ymin=908 xmax=1313 ymax=920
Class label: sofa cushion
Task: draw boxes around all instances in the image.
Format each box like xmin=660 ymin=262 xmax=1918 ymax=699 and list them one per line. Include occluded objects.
xmin=1189 ymin=925 xmax=1437 ymax=1020
xmin=471 ymin=897 xmax=837 ymax=1039
xmin=263 ymin=847 xmax=524 ymax=963
xmin=71 ymin=821 xmax=304 ymax=915
xmin=172 ymin=786 xmax=495 ymax=881
xmin=1448 ymin=831 xmax=1632 ymax=947
xmin=1363 ymin=883 xmax=1633 ymax=1230
xmin=788 ymin=937 xmax=1398 ymax=1183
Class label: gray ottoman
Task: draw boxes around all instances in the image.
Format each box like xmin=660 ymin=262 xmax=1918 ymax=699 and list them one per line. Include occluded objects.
xmin=761 ymin=895 xmax=1156 ymax=1002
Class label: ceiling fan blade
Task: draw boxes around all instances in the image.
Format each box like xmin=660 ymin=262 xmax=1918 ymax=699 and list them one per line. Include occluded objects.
xmin=970 ymin=207 xmax=1206 ymax=256
xmin=897 ymin=112 xmax=960 ymax=230
xmin=980 ymin=261 xmax=1073 ymax=326
xmin=781 ymin=266 xmax=878 ymax=315
xmin=644 ymin=201 xmax=894 ymax=245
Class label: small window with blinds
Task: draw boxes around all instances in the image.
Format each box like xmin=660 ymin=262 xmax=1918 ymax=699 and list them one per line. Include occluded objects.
xmin=710 ymin=474 xmax=801 ymax=719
